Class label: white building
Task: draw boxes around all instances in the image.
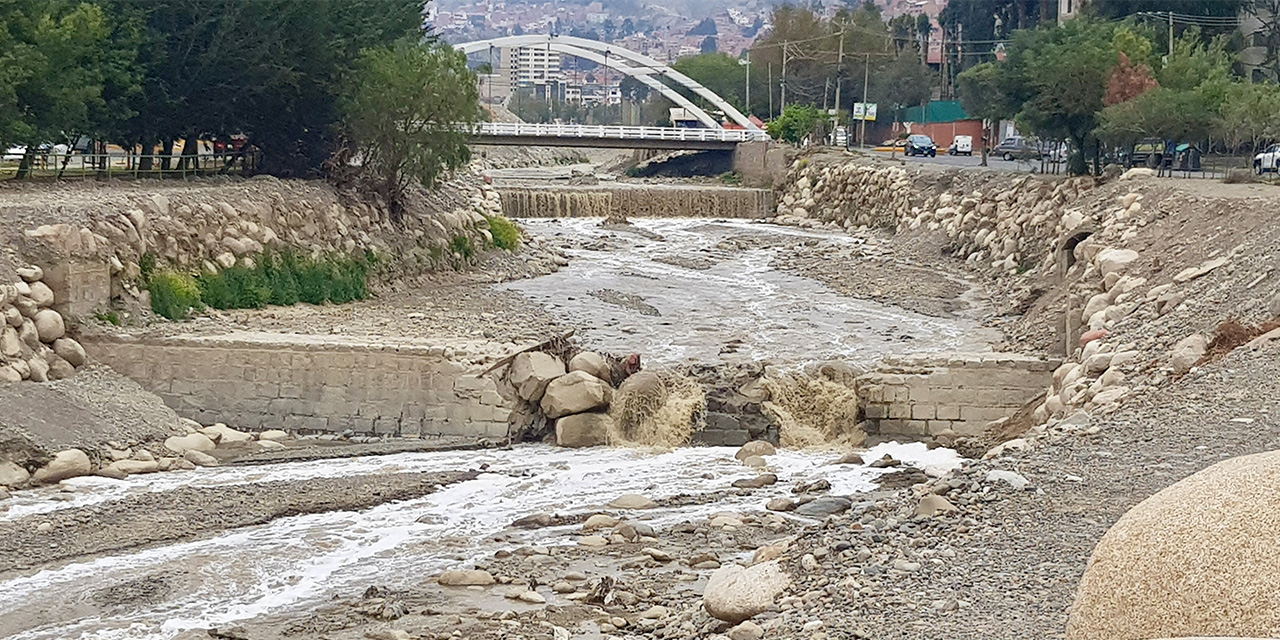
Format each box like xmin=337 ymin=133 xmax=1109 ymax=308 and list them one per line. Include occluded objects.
xmin=509 ymin=46 xmax=563 ymax=88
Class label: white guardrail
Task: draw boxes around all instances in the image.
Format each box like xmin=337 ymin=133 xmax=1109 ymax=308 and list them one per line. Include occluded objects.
xmin=475 ymin=122 xmax=771 ymax=143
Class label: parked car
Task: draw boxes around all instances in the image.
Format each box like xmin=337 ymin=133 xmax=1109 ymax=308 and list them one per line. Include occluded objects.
xmin=1254 ymin=143 xmax=1280 ymax=174
xmin=947 ymin=135 xmax=973 ymax=156
xmin=1129 ymin=137 xmax=1165 ymax=167
xmin=992 ymin=136 xmax=1040 ymax=161
xmin=905 ymin=134 xmax=937 ymax=157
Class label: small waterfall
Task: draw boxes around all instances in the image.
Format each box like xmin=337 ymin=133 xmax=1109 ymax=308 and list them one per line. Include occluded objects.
xmin=498 ymin=186 xmax=775 ymax=219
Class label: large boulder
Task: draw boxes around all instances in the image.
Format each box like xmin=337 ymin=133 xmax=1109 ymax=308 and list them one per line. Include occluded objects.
xmin=33 ymin=309 xmax=65 ymax=343
xmin=568 ymin=351 xmax=612 ymax=384
xmin=735 ymin=441 xmax=776 ymax=460
xmin=200 ymin=423 xmax=254 ymax=444
xmin=1068 ymin=451 xmax=1280 ymax=640
xmin=1169 ymin=334 xmax=1208 ymax=374
xmin=541 ymin=370 xmax=612 ymax=419
xmin=107 ymin=459 xmax=162 ymax=475
xmin=437 ymin=570 xmax=496 ymax=586
xmin=702 ymin=560 xmax=791 ymax=623
xmin=51 ymin=338 xmax=87 ymax=367
xmin=31 ymin=449 xmax=92 ymax=485
xmin=509 ymin=352 xmax=566 ymax=402
xmin=0 ymin=460 xmax=31 ymax=486
xmin=27 ymin=281 xmax=55 ymax=307
xmin=1095 ymin=248 xmax=1140 ymax=277
xmin=164 ymin=432 xmax=217 ymax=455
xmin=555 ymin=412 xmax=612 ymax=448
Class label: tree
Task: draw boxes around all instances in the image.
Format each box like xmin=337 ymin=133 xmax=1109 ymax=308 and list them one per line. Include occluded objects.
xmin=0 ymin=0 xmax=126 ymax=176
xmin=869 ymin=51 xmax=934 ymax=121
xmin=767 ymin=105 xmax=823 ymax=144
xmin=1104 ymin=52 xmax=1159 ymax=106
xmin=700 ymin=35 xmax=718 ymax=54
xmin=957 ymin=62 xmax=1011 ymax=165
xmin=338 ymin=39 xmax=482 ymax=219
xmin=996 ymin=19 xmax=1141 ymax=174
xmin=939 ymin=0 xmax=1041 ymax=72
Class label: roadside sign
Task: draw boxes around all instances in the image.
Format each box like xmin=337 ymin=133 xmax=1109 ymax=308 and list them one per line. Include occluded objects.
xmin=853 ymin=103 xmax=877 ymax=121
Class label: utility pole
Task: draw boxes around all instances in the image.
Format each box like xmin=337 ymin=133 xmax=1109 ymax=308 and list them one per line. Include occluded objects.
xmin=745 ymin=49 xmax=751 ymax=118
xmin=1168 ymin=11 xmax=1174 ymax=58
xmin=768 ymin=63 xmax=774 ymax=119
xmin=859 ymin=53 xmax=870 ymax=148
xmin=781 ymin=41 xmax=789 ymax=112
xmin=833 ymin=25 xmax=846 ymax=137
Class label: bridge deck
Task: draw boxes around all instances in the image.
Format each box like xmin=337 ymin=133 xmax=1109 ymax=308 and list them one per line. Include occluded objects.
xmin=471 ymin=123 xmax=769 ymax=150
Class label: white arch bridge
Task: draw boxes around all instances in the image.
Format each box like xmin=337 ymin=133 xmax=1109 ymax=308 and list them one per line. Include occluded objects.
xmin=454 ymin=35 xmax=770 ymax=150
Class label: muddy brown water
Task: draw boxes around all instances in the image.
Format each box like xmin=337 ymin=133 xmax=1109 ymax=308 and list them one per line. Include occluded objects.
xmin=505 ymin=217 xmax=999 ymax=366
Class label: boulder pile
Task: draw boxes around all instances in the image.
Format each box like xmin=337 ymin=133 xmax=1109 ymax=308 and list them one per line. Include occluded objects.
xmin=506 ymin=350 xmax=618 ymax=447
xmin=772 ymin=161 xmax=1102 ymax=277
xmin=0 ymin=266 xmax=88 ymax=383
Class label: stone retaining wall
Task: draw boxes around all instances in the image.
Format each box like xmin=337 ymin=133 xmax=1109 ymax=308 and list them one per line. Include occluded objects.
xmin=85 ymin=333 xmax=514 ymax=439
xmin=498 ymin=185 xmax=775 ymax=220
xmin=856 ymin=353 xmax=1058 ymax=439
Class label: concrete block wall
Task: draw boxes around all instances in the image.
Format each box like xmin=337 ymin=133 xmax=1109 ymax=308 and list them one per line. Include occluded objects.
xmin=86 ymin=333 xmax=514 ymax=439
xmin=856 ymin=353 xmax=1058 ymax=439
xmin=41 ymin=259 xmax=111 ymax=320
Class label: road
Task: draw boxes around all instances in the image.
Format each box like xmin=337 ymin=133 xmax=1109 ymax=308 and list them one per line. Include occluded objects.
xmin=866 ymin=149 xmax=1072 ymax=173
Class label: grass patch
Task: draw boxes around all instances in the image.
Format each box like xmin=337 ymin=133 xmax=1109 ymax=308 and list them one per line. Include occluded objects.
xmin=719 ymin=172 xmax=742 ymax=185
xmin=148 ymin=270 xmax=203 ymax=320
xmin=146 ymin=248 xmax=377 ymax=320
xmin=449 ymin=234 xmax=476 ymax=261
xmin=94 ymin=310 xmax=122 ymax=326
xmin=485 ymin=214 xmax=521 ymax=251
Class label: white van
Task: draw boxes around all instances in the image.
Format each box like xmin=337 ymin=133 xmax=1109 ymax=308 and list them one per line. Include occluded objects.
xmin=948 ymin=135 xmax=973 ymax=156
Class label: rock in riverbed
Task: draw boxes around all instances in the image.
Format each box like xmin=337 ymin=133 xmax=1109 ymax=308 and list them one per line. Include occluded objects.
xmin=702 ymin=560 xmax=790 ymax=623
xmin=31 ymin=449 xmax=91 ymax=485
xmin=437 ymin=570 xmax=495 ymax=587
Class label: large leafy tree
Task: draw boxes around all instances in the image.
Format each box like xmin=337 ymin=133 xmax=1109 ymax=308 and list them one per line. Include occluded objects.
xmin=957 ymin=61 xmax=1012 ymax=165
xmin=107 ymin=0 xmax=421 ymax=176
xmin=0 ymin=0 xmax=128 ymax=176
xmin=338 ymin=39 xmax=483 ymax=219
xmin=939 ymin=0 xmax=1042 ymax=71
xmin=997 ymin=19 xmax=1142 ymax=173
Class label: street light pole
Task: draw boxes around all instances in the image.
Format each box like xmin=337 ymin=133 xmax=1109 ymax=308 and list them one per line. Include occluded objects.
xmin=833 ymin=26 xmax=846 ymax=140
xmin=745 ymin=49 xmax=751 ymax=117
xmin=859 ymin=53 xmax=870 ymax=149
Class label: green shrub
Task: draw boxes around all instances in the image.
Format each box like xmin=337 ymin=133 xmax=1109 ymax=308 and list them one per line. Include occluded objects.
xmin=485 ymin=214 xmax=521 ymax=251
xmin=295 ymin=257 xmax=333 ymax=305
xmin=449 ymin=234 xmax=476 ymax=260
xmin=145 ymin=248 xmax=374 ymax=320
xmin=198 ymin=265 xmax=272 ymax=310
xmin=138 ymin=253 xmax=157 ymax=281
xmin=148 ymin=270 xmax=202 ymax=320
xmin=94 ymin=310 xmax=122 ymax=326
xmin=261 ymin=249 xmax=300 ymax=306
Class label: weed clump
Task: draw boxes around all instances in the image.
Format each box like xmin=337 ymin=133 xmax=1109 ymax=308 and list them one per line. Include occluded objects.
xmin=148 ymin=270 xmax=203 ymax=320
xmin=146 ymin=248 xmax=377 ymax=321
xmin=485 ymin=214 xmax=521 ymax=251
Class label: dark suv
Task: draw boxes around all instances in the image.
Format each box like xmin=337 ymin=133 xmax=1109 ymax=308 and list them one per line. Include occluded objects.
xmin=992 ymin=135 xmax=1040 ymax=161
xmin=905 ymin=134 xmax=937 ymax=157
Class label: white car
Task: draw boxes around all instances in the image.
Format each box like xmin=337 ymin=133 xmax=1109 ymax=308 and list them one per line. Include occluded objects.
xmin=948 ymin=135 xmax=973 ymax=156
xmin=1255 ymin=143 xmax=1280 ymax=174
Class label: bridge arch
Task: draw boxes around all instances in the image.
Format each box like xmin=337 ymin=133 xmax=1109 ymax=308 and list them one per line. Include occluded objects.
xmin=455 ymin=35 xmax=760 ymax=131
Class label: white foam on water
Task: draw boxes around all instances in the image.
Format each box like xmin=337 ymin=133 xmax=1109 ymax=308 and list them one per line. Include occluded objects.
xmin=0 ymin=442 xmax=955 ymax=640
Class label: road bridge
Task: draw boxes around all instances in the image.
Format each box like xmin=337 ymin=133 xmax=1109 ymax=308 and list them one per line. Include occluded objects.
xmin=471 ymin=122 xmax=769 ymax=150
xmin=455 ymin=35 xmax=768 ymax=150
